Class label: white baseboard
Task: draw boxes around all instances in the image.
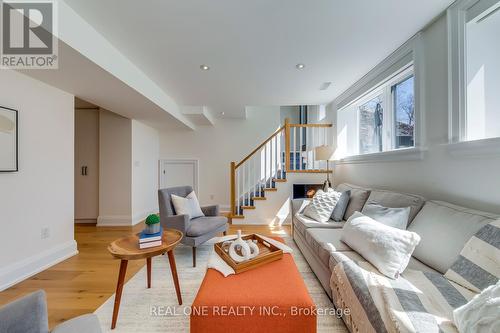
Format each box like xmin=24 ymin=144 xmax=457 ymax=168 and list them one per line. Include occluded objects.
xmin=0 ymin=240 xmax=78 ymax=291
xmin=97 ymin=215 xmax=132 ymax=226
xmin=132 ymin=210 xmax=158 ymax=226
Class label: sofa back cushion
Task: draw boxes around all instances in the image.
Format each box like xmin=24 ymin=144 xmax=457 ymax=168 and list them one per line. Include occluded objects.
xmin=335 ymin=183 xmax=371 ymax=220
xmin=364 ymin=189 xmax=425 ymax=224
xmin=408 ymin=200 xmax=499 ymax=274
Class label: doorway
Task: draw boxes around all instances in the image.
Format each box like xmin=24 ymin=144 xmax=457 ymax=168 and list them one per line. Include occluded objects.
xmin=74 ymin=98 xmax=99 ymax=223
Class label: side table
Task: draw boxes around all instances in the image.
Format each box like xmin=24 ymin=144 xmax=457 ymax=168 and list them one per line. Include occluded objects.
xmin=107 ymin=229 xmax=183 ymax=329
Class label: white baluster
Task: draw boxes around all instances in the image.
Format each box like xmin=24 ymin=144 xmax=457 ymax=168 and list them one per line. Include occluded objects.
xmin=312 ymin=127 xmax=316 ymax=170
xmin=292 ymin=127 xmax=296 ymax=170
xmin=244 ymin=163 xmax=248 ymax=206
xmin=264 ymin=144 xmax=267 ymax=188
xmin=300 ymin=126 xmax=303 ymax=170
xmin=255 ymin=154 xmax=258 ymax=198
xmin=276 ymin=135 xmax=279 ymax=178
xmin=237 ymin=168 xmax=240 ymax=215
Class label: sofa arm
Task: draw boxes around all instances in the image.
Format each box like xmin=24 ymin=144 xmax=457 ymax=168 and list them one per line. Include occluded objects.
xmin=51 ymin=314 xmax=101 ymax=333
xmin=201 ymin=204 xmax=219 ymax=217
xmin=160 ymin=214 xmax=190 ymax=235
xmin=292 ymin=198 xmax=311 ymax=216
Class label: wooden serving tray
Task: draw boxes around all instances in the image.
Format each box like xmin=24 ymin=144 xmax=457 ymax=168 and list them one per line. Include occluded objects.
xmin=214 ymin=234 xmax=283 ymax=274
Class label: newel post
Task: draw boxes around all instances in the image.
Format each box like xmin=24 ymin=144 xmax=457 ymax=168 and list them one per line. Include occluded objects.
xmin=230 ymin=161 xmax=236 ymax=217
xmin=284 ymin=118 xmax=291 ymax=172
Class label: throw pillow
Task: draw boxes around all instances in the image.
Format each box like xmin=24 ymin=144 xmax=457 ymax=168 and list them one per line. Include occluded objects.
xmin=302 ymin=189 xmax=342 ymax=223
xmin=331 ymin=190 xmax=351 ymax=222
xmin=341 ymin=212 xmax=421 ymax=279
xmin=171 ymin=191 xmax=205 ymax=219
xmin=444 ymin=220 xmax=500 ymax=293
xmin=362 ymin=203 xmax=411 ymax=229
xmin=453 ymin=281 xmax=500 ymax=333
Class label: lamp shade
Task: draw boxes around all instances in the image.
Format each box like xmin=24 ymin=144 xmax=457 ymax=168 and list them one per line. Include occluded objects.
xmin=314 ymin=145 xmax=335 ymax=161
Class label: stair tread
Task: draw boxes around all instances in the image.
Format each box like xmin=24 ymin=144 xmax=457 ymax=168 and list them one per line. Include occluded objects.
xmin=273 ymin=178 xmax=287 ymax=182
xmin=231 ymin=215 xmax=245 ymax=219
xmin=241 ymin=206 xmax=256 ymax=209
xmin=252 ymin=197 xmax=266 ymax=200
xmin=264 ymin=188 xmax=278 ymax=191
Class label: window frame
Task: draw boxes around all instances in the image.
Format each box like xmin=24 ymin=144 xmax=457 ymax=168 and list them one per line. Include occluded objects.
xmin=447 ymin=0 xmax=500 ymax=144
xmin=354 ymin=66 xmax=415 ymax=155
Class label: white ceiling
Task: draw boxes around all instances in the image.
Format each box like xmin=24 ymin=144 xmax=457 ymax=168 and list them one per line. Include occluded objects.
xmin=64 ymin=0 xmax=453 ymax=118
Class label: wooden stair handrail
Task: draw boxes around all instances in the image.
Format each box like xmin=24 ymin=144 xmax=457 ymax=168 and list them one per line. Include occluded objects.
xmin=235 ymin=125 xmax=285 ymax=169
xmin=289 ymin=123 xmax=333 ymax=128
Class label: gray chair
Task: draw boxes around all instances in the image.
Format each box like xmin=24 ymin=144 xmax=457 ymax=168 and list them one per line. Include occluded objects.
xmin=158 ymin=186 xmax=228 ymax=267
xmin=0 ymin=290 xmax=101 ymax=333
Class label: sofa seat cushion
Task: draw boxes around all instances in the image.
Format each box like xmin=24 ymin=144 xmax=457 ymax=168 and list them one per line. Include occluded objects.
xmin=293 ymin=213 xmax=345 ymax=238
xmin=335 ymin=183 xmax=371 ymax=220
xmin=186 ymin=216 xmax=227 ymax=237
xmin=406 ymin=257 xmax=439 ymax=273
xmin=329 ymin=252 xmax=476 ymax=333
xmin=304 ymin=228 xmax=351 ymax=269
xmin=408 ymin=200 xmax=499 ymax=274
xmin=364 ymin=189 xmax=425 ymax=224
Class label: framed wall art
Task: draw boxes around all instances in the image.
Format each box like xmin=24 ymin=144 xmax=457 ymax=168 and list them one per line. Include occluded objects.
xmin=0 ymin=106 xmax=18 ymax=172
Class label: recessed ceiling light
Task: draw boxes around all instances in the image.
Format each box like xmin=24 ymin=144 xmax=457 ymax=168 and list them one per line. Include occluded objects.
xmin=200 ymin=64 xmax=210 ymax=71
xmin=296 ymin=63 xmax=305 ymax=70
xmin=220 ymin=112 xmax=225 ymax=116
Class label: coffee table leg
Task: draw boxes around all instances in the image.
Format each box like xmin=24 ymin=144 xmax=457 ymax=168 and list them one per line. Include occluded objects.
xmin=111 ymin=259 xmax=128 ymax=329
xmin=147 ymin=257 xmax=152 ymax=288
xmin=167 ymin=250 xmax=182 ymax=305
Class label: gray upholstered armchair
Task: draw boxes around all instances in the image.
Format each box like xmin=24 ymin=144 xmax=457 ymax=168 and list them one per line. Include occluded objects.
xmin=0 ymin=290 xmax=101 ymax=333
xmin=158 ymin=186 xmax=228 ymax=267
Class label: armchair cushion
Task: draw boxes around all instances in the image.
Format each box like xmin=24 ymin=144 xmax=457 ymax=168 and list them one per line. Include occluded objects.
xmin=201 ymin=204 xmax=219 ymax=217
xmin=0 ymin=290 xmax=49 ymax=333
xmin=186 ymin=216 xmax=227 ymax=237
xmin=51 ymin=314 xmax=101 ymax=333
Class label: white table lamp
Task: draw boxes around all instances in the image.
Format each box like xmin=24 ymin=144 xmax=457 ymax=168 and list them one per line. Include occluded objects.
xmin=315 ymin=145 xmax=335 ymax=190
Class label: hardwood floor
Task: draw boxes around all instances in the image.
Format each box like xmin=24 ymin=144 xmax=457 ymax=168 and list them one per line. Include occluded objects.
xmin=0 ymin=222 xmax=290 ymax=328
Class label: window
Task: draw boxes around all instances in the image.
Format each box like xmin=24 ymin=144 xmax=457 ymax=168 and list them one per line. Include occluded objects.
xmin=449 ymin=0 xmax=500 ymax=143
xmin=338 ymin=65 xmax=415 ymax=158
xmin=394 ymin=76 xmax=415 ymax=148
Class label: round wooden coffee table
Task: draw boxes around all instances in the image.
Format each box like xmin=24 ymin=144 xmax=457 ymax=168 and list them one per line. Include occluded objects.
xmin=107 ymin=229 xmax=183 ymax=329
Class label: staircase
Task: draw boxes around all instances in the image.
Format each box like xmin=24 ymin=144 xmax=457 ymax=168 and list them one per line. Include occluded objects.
xmin=229 ymin=118 xmax=333 ymax=222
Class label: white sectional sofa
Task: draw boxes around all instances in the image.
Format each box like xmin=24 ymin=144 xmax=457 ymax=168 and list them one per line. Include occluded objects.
xmin=292 ymin=183 xmax=499 ymax=332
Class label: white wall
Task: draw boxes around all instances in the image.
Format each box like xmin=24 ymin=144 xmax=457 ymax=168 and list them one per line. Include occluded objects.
xmin=0 ymin=70 xmax=76 ymax=291
xmin=132 ymin=120 xmax=160 ymax=224
xmin=160 ymin=106 xmax=282 ymax=207
xmin=333 ymin=15 xmax=500 ymax=215
xmin=98 ymin=110 xmax=132 ymax=225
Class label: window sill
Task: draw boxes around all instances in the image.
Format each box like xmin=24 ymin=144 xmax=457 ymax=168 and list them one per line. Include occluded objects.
xmin=447 ymin=137 xmax=500 ymax=158
xmin=334 ymin=147 xmax=426 ymax=165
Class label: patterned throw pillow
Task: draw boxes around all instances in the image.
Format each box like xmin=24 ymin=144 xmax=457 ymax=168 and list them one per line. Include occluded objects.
xmin=444 ymin=220 xmax=500 ymax=293
xmin=302 ymin=189 xmax=342 ymax=223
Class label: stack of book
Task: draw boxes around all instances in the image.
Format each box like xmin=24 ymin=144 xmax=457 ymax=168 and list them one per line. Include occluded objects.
xmin=139 ymin=227 xmax=163 ymax=249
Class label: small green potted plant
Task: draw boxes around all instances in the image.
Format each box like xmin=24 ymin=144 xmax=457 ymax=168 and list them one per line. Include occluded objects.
xmin=144 ymin=214 xmax=161 ymax=234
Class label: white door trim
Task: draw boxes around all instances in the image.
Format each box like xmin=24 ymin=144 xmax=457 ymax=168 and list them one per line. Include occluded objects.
xmin=159 ymin=159 xmax=199 ymax=193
